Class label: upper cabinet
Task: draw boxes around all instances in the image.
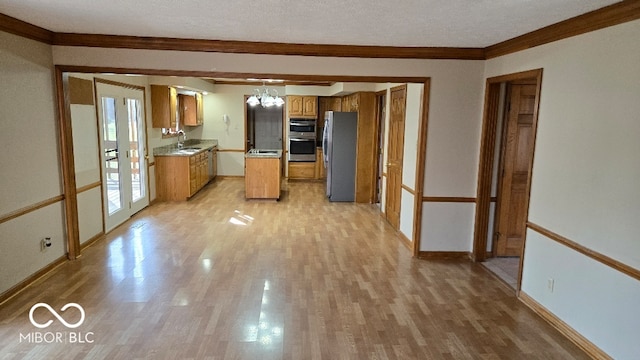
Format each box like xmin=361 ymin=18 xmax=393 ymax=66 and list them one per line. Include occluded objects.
xmin=288 ymin=95 xmax=317 ymax=118
xmin=180 ymin=94 xmax=203 ymax=127
xmin=196 ymin=93 xmax=204 ymax=125
xmin=151 ymin=85 xmax=177 ymax=129
xmin=318 ymin=96 xmax=342 ymax=129
xmin=342 ymin=94 xmax=359 ymax=112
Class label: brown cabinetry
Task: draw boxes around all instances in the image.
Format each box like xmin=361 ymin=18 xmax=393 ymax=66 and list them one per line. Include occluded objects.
xmin=180 ymin=93 xmax=204 ymax=127
xmin=315 ymin=148 xmax=325 ymax=179
xmin=288 ymin=162 xmax=315 ymax=179
xmin=288 ymin=96 xmax=317 ymax=118
xmin=156 ymin=152 xmax=210 ymax=201
xmin=317 ymin=96 xmax=342 ymax=133
xmin=151 ymin=85 xmax=177 ymax=128
xmin=245 ymin=157 xmax=281 ymax=199
xmin=342 ymin=94 xmax=360 ymax=112
xmin=341 ymin=92 xmax=376 ymax=203
xmin=196 ymin=93 xmax=204 ymax=125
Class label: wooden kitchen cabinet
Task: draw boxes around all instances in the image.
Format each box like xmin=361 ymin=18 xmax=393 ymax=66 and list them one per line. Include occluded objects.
xmin=180 ymin=93 xmax=204 ymax=127
xmin=245 ymin=157 xmax=281 ymax=199
xmin=179 ymin=94 xmax=198 ymax=126
xmin=151 ymin=85 xmax=177 ymax=128
xmin=317 ymin=96 xmax=342 ymax=133
xmin=288 ymin=162 xmax=315 ymax=179
xmin=340 ymin=92 xmax=376 ymax=203
xmin=196 ymin=93 xmax=204 ymax=125
xmin=315 ymin=148 xmax=326 ymax=179
xmin=288 ymin=96 xmax=317 ymax=118
xmin=156 ymin=152 xmax=210 ymax=201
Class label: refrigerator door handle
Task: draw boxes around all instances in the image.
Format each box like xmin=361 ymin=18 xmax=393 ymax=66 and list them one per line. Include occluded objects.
xmin=322 ymin=121 xmax=329 ymax=165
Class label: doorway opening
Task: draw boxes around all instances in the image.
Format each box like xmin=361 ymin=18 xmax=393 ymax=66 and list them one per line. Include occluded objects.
xmin=472 ymin=69 xmax=543 ymax=292
xmin=245 ymin=100 xmax=285 ymax=151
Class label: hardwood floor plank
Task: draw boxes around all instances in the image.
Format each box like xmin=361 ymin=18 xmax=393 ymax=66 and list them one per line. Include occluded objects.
xmin=0 ymin=179 xmax=589 ymax=359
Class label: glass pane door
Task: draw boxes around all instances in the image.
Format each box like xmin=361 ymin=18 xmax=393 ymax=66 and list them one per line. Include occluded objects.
xmin=126 ymin=97 xmax=148 ymax=215
xmin=101 ymin=97 xmax=122 ymax=215
xmin=127 ymin=98 xmax=145 ymax=203
xmin=97 ymin=83 xmax=148 ymax=232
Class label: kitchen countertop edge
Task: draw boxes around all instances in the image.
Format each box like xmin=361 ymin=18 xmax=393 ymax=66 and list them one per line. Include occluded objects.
xmin=153 ymin=139 xmax=218 ymax=157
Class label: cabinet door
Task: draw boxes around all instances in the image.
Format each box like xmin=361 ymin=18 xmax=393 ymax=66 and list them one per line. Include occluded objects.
xmin=151 ymin=85 xmax=177 ymax=128
xmin=189 ymin=155 xmax=197 ymax=196
xmin=180 ymin=94 xmax=197 ymax=126
xmin=329 ymin=97 xmax=342 ymax=111
xmin=288 ymin=96 xmax=303 ymax=116
xmin=195 ymin=93 xmax=204 ymax=125
xmin=302 ymin=96 xmax=317 ymax=117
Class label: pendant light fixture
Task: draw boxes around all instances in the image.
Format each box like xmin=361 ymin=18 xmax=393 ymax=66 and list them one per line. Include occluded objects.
xmin=246 ymin=83 xmax=285 ymax=108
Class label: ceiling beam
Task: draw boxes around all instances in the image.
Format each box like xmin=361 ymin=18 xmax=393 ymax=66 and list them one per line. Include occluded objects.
xmin=0 ymin=13 xmax=53 ymax=43
xmin=50 ymin=33 xmax=485 ymax=60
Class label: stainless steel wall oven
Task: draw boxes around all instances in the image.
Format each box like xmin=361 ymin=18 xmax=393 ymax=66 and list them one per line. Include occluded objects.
xmin=288 ymin=119 xmax=316 ymax=162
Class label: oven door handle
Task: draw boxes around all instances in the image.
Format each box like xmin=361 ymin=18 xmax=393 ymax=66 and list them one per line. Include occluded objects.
xmin=290 ymin=122 xmax=314 ymax=126
xmin=289 ymin=138 xmax=314 ymax=141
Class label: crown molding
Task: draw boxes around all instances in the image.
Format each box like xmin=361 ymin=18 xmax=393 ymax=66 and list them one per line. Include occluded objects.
xmin=1 ymin=1 xmax=639 ymax=60
xmin=485 ymin=0 xmax=640 ymax=59
xmin=0 ymin=13 xmax=53 ymax=43
xmin=50 ymin=32 xmax=485 ymax=60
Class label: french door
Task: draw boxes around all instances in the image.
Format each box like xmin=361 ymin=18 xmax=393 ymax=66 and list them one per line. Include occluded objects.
xmin=96 ymin=82 xmax=148 ymax=232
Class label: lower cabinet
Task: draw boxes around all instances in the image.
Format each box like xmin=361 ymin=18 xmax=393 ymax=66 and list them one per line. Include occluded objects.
xmin=314 ymin=148 xmax=325 ymax=179
xmin=156 ymin=153 xmax=210 ymax=201
xmin=245 ymin=157 xmax=281 ymax=199
xmin=288 ymin=162 xmax=315 ymax=179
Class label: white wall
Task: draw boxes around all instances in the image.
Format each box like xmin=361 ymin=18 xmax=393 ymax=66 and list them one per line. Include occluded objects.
xmin=485 ymin=19 xmax=640 ymax=359
xmin=419 ymin=61 xmax=485 ymax=252
xmin=397 ymin=83 xmax=423 ymax=241
xmin=0 ymin=31 xmax=65 ymax=294
xmin=70 ymin=102 xmax=102 ymax=244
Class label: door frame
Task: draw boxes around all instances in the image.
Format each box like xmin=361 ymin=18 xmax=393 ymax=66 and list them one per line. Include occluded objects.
xmin=472 ymin=69 xmax=543 ymax=289
xmin=55 ymin=65 xmax=430 ymax=259
xmin=373 ymin=90 xmax=387 ymax=204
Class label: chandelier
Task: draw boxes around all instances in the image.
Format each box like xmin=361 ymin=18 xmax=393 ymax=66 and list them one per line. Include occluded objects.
xmin=246 ymin=84 xmax=285 ymax=108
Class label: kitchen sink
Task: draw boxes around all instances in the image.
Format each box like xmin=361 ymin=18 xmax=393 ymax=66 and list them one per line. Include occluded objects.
xmin=176 ymin=148 xmax=200 ymax=154
xmin=180 ymin=147 xmax=201 ymax=151
xmin=248 ymin=149 xmax=279 ymax=155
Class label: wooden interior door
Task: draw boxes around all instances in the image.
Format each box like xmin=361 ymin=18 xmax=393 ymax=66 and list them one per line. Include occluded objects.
xmin=495 ymin=83 xmax=537 ymax=256
xmin=385 ymin=86 xmax=406 ymax=230
xmin=375 ymin=92 xmax=386 ymax=203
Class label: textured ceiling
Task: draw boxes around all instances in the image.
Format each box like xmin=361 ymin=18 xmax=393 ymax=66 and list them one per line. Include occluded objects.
xmin=0 ymin=0 xmax=621 ymax=47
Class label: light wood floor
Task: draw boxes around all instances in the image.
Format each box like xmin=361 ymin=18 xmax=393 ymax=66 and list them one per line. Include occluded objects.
xmin=0 ymin=178 xmax=588 ymax=359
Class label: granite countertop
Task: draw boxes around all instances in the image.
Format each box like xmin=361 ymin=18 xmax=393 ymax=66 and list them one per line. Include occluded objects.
xmin=153 ymin=139 xmax=218 ymax=157
xmin=245 ymin=149 xmax=283 ymax=159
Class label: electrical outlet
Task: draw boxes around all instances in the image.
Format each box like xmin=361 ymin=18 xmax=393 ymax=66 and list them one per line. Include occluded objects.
xmin=547 ymin=278 xmax=555 ymax=293
xmin=41 ymin=237 xmax=52 ymax=252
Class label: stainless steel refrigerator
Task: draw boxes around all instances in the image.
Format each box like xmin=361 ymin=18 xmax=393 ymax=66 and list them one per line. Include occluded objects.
xmin=322 ymin=111 xmax=357 ymax=202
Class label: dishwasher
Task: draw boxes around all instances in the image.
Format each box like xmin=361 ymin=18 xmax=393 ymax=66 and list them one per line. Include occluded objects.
xmin=207 ymin=148 xmax=215 ymax=180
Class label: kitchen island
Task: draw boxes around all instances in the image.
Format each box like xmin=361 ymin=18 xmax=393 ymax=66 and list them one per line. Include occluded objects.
xmin=245 ymin=149 xmax=283 ymax=200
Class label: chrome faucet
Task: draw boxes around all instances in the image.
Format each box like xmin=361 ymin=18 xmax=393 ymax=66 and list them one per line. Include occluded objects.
xmin=177 ymin=129 xmax=187 ymax=148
